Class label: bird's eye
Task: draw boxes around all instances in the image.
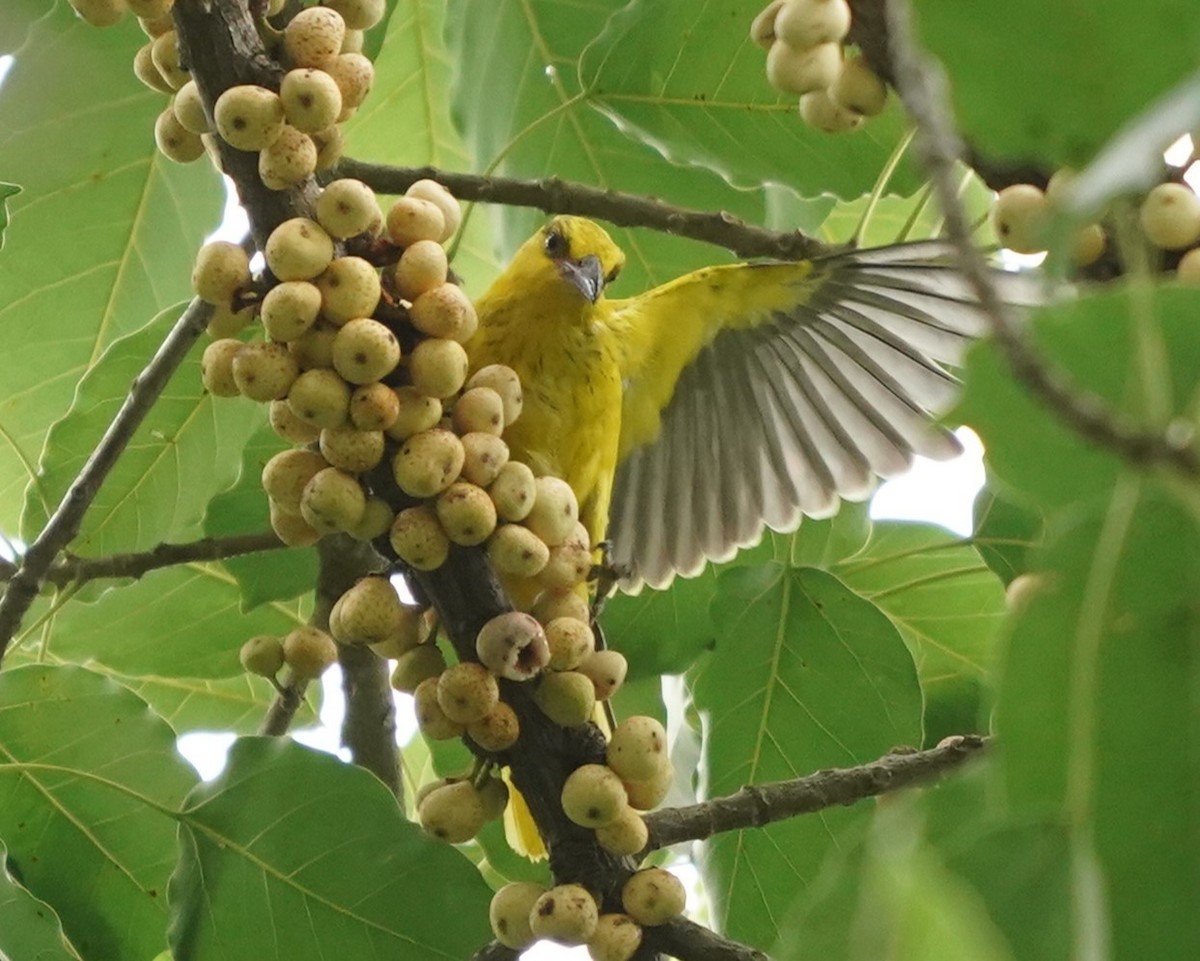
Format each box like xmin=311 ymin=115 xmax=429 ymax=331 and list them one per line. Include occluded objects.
xmin=544 ymin=230 xmax=567 ymax=258
xmin=605 ymin=265 xmax=621 ymax=285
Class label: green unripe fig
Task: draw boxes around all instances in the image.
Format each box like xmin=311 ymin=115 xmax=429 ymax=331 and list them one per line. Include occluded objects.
xmin=607 ymin=715 xmax=668 ymax=783
xmin=214 ymin=84 xmax=285 ymax=151
xmin=587 ymin=914 xmax=644 ymax=961
xmin=390 ymin=505 xmax=451 ymax=571
xmin=561 ymin=763 xmax=628 ymax=829
xmin=489 ymin=882 xmax=546 ymax=950
xmin=436 ymin=661 xmax=500 ymax=725
xmin=282 ymin=625 xmax=338 ymax=680
xmin=530 ymin=884 xmax=599 ymax=946
xmin=595 ymin=808 xmax=649 ymax=858
xmin=533 ymin=671 xmax=595 ymax=728
xmin=417 ymin=779 xmax=485 ymax=844
xmin=239 ymin=634 xmax=285 ymax=678
xmin=621 ymin=868 xmax=686 ymax=926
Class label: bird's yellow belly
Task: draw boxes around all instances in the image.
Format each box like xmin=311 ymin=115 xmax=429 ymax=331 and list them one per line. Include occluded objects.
xmin=503 ymin=355 xmax=622 ymax=546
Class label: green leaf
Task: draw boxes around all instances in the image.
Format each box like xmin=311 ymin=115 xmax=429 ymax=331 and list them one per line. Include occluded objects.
xmin=168 ymin=737 xmax=494 ymax=961
xmin=446 ymin=0 xmax=767 ymax=294
xmin=837 ymin=522 xmax=1006 ymax=743
xmin=852 ymin=801 xmax=1015 ymax=961
xmin=0 ymin=4 xmax=222 ymax=531
xmin=3 ymin=642 xmax=309 ymax=735
xmin=359 ymin=0 xmax=401 ymax=60
xmin=0 ymin=665 xmax=197 ymax=961
xmin=23 ymin=305 xmax=263 ymax=556
xmin=690 ymin=564 xmax=921 ymax=945
xmin=811 ymin=170 xmax=997 ymax=248
xmin=916 ymin=0 xmax=1200 ymax=166
xmin=773 ymin=768 xmax=1074 ymax=961
xmin=104 ymin=669 xmax=308 ymax=735
xmin=971 ymin=480 xmax=1043 ymax=586
xmin=955 ymin=286 xmax=1200 ymax=510
xmin=603 ymin=505 xmax=870 ymax=679
xmin=0 ymin=180 xmax=19 ymax=248
xmin=203 ymin=424 xmax=316 ymax=610
xmin=1068 ymin=72 xmax=1200 ymax=215
xmin=0 ymin=839 xmax=83 ymax=961
xmin=998 ymin=485 xmax=1200 ymax=961
xmin=341 ymin=0 xmax=500 ymax=292
xmin=47 ymin=564 xmax=308 ymax=678
xmin=579 ymin=0 xmax=920 ymax=200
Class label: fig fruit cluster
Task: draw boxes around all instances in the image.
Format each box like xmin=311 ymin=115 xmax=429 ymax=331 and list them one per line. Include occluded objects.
xmin=752 ymin=0 xmax=887 ymax=133
xmin=83 ymin=0 xmax=382 ymax=178
xmin=989 ymin=171 xmax=1107 ymax=267
xmin=487 ymin=866 xmax=686 ymax=957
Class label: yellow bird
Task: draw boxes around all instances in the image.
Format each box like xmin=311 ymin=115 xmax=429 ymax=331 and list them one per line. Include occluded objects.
xmin=469 ymin=215 xmax=1009 ymax=594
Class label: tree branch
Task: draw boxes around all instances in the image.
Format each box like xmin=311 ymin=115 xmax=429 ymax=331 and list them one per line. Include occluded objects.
xmin=333 ymin=159 xmax=833 ymax=262
xmin=641 ymin=736 xmax=987 ymax=854
xmin=259 ymin=675 xmax=309 ymax=736
xmin=468 ymin=941 xmax=518 ymax=961
xmin=20 ymin=531 xmax=286 ymax=587
xmin=0 ymin=298 xmax=213 ymax=665
xmin=339 ymin=642 xmax=401 ymax=798
xmin=646 ymin=917 xmax=771 ymax=961
xmin=884 ymin=0 xmax=1200 ymax=478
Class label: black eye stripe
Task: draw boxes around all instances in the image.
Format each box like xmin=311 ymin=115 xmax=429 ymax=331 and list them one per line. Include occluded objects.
xmin=605 ymin=265 xmax=621 ymax=284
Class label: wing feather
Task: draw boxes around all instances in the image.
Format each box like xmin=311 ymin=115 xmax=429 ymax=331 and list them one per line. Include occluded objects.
xmin=609 ymin=242 xmax=1037 ymax=591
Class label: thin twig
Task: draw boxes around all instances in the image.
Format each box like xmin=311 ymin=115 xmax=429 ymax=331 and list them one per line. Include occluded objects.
xmin=258 ymin=535 xmax=384 ymax=738
xmin=334 ymin=159 xmax=832 ymax=262
xmin=641 ymin=737 xmax=988 ymax=853
xmin=885 ymin=0 xmax=1200 ymax=477
xmin=21 ymin=532 xmax=285 ymax=587
xmin=259 ymin=675 xmax=309 ymax=736
xmin=0 ymin=299 xmax=213 ymax=665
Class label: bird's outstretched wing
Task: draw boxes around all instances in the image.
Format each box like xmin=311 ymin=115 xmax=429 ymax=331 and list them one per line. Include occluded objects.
xmin=607 ymin=241 xmax=1036 ymax=592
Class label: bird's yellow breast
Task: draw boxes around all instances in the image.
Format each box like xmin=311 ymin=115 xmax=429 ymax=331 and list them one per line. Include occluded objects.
xmin=467 ymin=296 xmax=623 ymax=544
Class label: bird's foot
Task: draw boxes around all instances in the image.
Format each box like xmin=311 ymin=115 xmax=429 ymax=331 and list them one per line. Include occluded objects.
xmin=588 ymin=542 xmax=631 ymax=620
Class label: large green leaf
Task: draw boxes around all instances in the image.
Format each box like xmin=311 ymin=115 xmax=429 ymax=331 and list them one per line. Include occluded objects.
xmin=203 ymin=424 xmax=316 ymax=610
xmin=23 ymin=306 xmax=262 ymax=555
xmin=917 ymin=0 xmax=1200 ymax=167
xmin=0 ymin=4 xmax=222 ymax=531
xmin=446 ymin=0 xmax=767 ymax=293
xmin=690 ymin=564 xmax=921 ymax=946
xmin=603 ymin=503 xmax=870 ymax=679
xmin=998 ymin=486 xmax=1200 ymax=961
xmin=837 ymin=522 xmax=1006 ymax=743
xmin=850 ymin=801 xmax=1015 ymax=961
xmin=773 ymin=768 xmax=1074 ymax=961
xmin=580 ymin=0 xmax=919 ymax=200
xmin=47 ymin=564 xmax=308 ymax=678
xmin=956 ymin=286 xmax=1200 ymax=511
xmin=4 ymin=645 xmax=307 ymax=735
xmin=340 ymin=0 xmax=500 ymax=292
xmin=103 ymin=669 xmax=304 ymax=736
xmin=0 ymin=839 xmax=83 ymax=961
xmin=168 ymin=737 xmax=494 ymax=961
xmin=0 ymin=665 xmax=197 ymax=961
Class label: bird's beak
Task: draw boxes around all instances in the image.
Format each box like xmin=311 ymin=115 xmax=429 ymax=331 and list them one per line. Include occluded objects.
xmin=559 ymin=254 xmax=604 ymax=303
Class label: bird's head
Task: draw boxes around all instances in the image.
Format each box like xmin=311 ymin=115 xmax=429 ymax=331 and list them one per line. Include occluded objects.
xmin=509 ymin=216 xmax=625 ymax=305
